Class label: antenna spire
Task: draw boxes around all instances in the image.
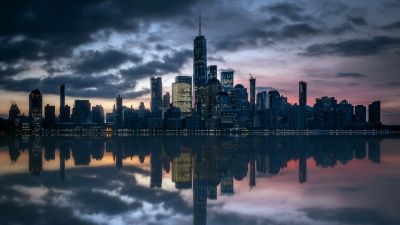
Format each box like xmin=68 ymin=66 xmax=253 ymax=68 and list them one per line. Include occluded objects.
xmin=198 ymin=13 xmax=202 ymax=36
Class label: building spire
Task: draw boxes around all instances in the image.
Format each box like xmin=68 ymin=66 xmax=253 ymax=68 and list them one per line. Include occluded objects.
xmin=198 ymin=13 xmax=202 ymax=36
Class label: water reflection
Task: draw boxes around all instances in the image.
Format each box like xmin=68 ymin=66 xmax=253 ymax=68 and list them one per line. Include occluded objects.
xmin=0 ymin=135 xmax=399 ymax=225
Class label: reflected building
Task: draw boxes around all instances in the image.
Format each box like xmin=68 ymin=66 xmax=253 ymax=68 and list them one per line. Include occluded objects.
xmin=193 ymin=149 xmax=208 ymax=225
xmin=298 ymin=136 xmax=307 ymax=184
xmin=172 ymin=148 xmax=192 ymax=189
xmin=29 ymin=137 xmax=42 ymax=176
xmin=150 ymin=147 xmax=163 ymax=188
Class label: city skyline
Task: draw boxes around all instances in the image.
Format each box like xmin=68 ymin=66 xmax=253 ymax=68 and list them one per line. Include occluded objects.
xmin=0 ymin=1 xmax=400 ymax=124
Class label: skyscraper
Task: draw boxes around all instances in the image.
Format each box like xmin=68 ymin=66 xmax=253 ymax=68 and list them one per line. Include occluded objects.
xmin=59 ymin=84 xmax=70 ymax=123
xmin=44 ymin=104 xmax=56 ymax=128
xmin=355 ymin=105 xmax=367 ymax=123
xmin=92 ymin=105 xmax=105 ymax=124
xmin=60 ymin=84 xmax=65 ymax=108
xmin=249 ymin=75 xmax=256 ymax=121
xmin=208 ymin=65 xmax=217 ymax=80
xmin=298 ymin=81 xmax=307 ymax=129
xmin=193 ymin=15 xmax=208 ymax=114
xmin=115 ymin=95 xmax=123 ymax=128
xmin=299 ymin=81 xmax=307 ymax=107
xmin=72 ymin=100 xmax=91 ymax=124
xmin=150 ymin=77 xmax=163 ymax=115
xmin=172 ymin=76 xmax=192 ymax=113
xmin=368 ymin=101 xmax=381 ymax=125
xmin=221 ymin=71 xmax=234 ymax=94
xmin=29 ymin=89 xmax=42 ymax=132
xmin=162 ymin=92 xmax=171 ymax=109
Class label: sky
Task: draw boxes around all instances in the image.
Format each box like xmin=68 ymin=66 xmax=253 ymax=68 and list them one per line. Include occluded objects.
xmin=0 ymin=0 xmax=400 ymax=124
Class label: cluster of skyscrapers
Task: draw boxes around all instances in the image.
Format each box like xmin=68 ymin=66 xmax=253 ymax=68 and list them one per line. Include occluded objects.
xmin=3 ymin=17 xmax=383 ymax=134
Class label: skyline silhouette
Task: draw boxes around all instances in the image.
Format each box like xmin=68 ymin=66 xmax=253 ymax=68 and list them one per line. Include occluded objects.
xmin=0 ymin=1 xmax=399 ymax=124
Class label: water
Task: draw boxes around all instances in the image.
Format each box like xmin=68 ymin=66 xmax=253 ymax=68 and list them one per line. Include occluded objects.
xmin=0 ymin=135 xmax=399 ymax=225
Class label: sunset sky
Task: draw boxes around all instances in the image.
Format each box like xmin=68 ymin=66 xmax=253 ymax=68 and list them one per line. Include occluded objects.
xmin=0 ymin=0 xmax=399 ymax=124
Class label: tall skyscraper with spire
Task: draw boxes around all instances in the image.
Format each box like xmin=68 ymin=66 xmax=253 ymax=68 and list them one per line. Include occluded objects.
xmin=193 ymin=15 xmax=208 ymax=116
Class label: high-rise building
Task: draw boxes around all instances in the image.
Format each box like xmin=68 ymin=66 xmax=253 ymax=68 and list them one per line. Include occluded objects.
xmin=162 ymin=92 xmax=171 ymax=109
xmin=60 ymin=84 xmax=65 ymax=108
xmin=44 ymin=104 xmax=56 ymax=128
xmin=193 ymin=16 xmax=208 ymax=114
xmin=338 ymin=100 xmax=354 ymax=125
xmin=59 ymin=84 xmax=70 ymax=123
xmin=72 ymin=100 xmax=91 ymax=124
xmin=116 ymin=95 xmax=123 ymax=128
xmin=249 ymin=75 xmax=256 ymax=120
xmin=92 ymin=105 xmax=104 ymax=124
xmin=256 ymin=91 xmax=267 ymax=111
xmin=298 ymin=81 xmax=307 ymax=129
xmin=231 ymin=84 xmax=249 ymax=110
xmin=138 ymin=102 xmax=146 ymax=119
xmin=208 ymin=65 xmax=217 ymax=80
xmin=368 ymin=101 xmax=381 ymax=125
xmin=59 ymin=105 xmax=71 ymax=123
xmin=172 ymin=76 xmax=192 ymax=113
xmin=355 ymin=105 xmax=366 ymax=123
xmin=172 ymin=149 xmax=192 ymax=189
xmin=8 ymin=102 xmax=20 ymax=122
xmin=221 ymin=71 xmax=234 ymax=94
xmin=29 ymin=89 xmax=43 ymax=132
xmin=205 ymin=77 xmax=222 ymax=121
xmin=299 ymin=81 xmax=307 ymax=107
xmin=150 ymin=77 xmax=163 ymax=115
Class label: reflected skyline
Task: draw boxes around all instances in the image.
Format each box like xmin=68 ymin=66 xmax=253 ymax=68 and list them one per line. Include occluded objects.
xmin=1 ymin=135 xmax=398 ymax=225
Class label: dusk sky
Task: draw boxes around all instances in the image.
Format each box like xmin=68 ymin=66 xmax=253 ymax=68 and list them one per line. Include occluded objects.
xmin=1 ymin=0 xmax=400 ymax=124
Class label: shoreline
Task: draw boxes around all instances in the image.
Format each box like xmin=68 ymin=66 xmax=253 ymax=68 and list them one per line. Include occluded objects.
xmin=3 ymin=129 xmax=399 ymax=137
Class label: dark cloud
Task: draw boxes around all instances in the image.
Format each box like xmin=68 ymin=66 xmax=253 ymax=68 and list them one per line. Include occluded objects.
xmin=0 ymin=48 xmax=190 ymax=99
xmin=0 ymin=73 xmax=148 ymax=99
xmin=302 ymin=36 xmax=400 ymax=57
xmin=280 ymin=23 xmax=320 ymax=38
xmin=349 ymin=16 xmax=367 ymax=26
xmin=214 ymin=23 xmax=321 ymax=51
xmin=261 ymin=2 xmax=312 ymax=22
xmin=301 ymin=207 xmax=400 ymax=225
xmin=120 ymin=49 xmax=191 ymax=79
xmin=375 ymin=82 xmax=400 ymax=87
xmin=0 ymin=64 xmax=27 ymax=77
xmin=72 ymin=49 xmax=142 ymax=74
xmin=336 ymin=72 xmax=366 ymax=78
xmin=382 ymin=21 xmax=400 ymax=30
xmin=0 ymin=0 xmax=201 ymax=64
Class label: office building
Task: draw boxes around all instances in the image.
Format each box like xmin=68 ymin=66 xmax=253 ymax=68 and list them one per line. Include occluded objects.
xmin=150 ymin=77 xmax=163 ymax=114
xmin=221 ymin=71 xmax=234 ymax=94
xmin=208 ymin=65 xmax=217 ymax=80
xmin=368 ymin=101 xmax=381 ymax=125
xmin=92 ymin=105 xmax=104 ymax=124
xmin=355 ymin=105 xmax=366 ymax=123
xmin=72 ymin=100 xmax=91 ymax=123
xmin=163 ymin=92 xmax=171 ymax=109
xmin=29 ymin=89 xmax=43 ymax=132
xmin=116 ymin=95 xmax=123 ymax=128
xmin=44 ymin=104 xmax=56 ymax=128
xmin=172 ymin=76 xmax=192 ymax=113
xmin=193 ymin=16 xmax=208 ymax=113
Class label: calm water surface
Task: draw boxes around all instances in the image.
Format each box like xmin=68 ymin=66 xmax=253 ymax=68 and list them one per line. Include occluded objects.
xmin=0 ymin=135 xmax=399 ymax=225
